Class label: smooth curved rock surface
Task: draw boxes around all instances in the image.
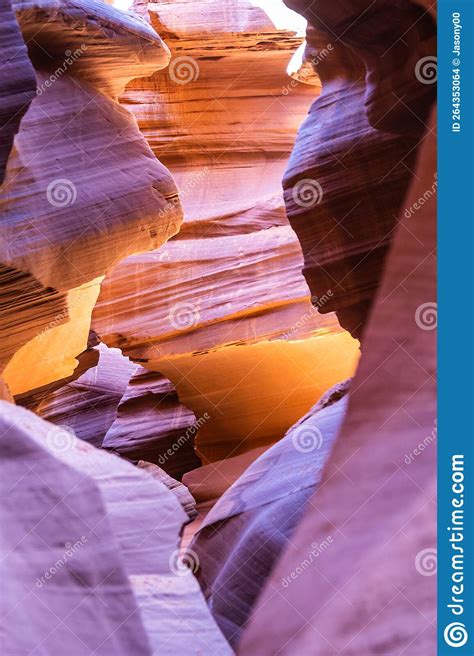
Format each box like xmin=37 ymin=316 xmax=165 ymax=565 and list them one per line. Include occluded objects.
xmin=94 ymin=0 xmax=360 ymax=460
xmin=0 ymin=401 xmax=152 ymax=656
xmin=104 ymin=366 xmax=201 ymax=479
xmin=19 ymin=342 xmax=137 ymax=447
xmin=19 ymin=340 xmax=201 ymax=480
xmin=190 ymin=381 xmax=350 ymax=647
xmin=0 ymin=401 xmax=232 ymax=655
xmin=0 ymin=0 xmax=36 ymax=183
xmin=1 ymin=0 xmax=182 ymax=394
xmin=239 ymin=110 xmax=437 ymax=656
xmin=284 ymin=0 xmax=436 ymax=134
xmin=282 ymin=27 xmax=424 ymax=340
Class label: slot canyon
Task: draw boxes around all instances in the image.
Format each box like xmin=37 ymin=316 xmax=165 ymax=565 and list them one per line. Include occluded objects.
xmin=0 ymin=0 xmax=437 ymax=654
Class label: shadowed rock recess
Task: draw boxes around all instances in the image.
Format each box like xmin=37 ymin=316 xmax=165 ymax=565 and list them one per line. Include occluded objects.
xmin=1 ymin=0 xmax=436 ymax=654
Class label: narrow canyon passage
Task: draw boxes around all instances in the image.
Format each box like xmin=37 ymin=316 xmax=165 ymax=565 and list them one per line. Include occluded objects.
xmin=0 ymin=0 xmax=437 ymax=654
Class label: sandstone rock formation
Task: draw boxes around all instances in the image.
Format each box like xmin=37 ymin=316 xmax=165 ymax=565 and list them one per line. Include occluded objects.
xmin=239 ymin=111 xmax=437 ymax=656
xmin=1 ymin=0 xmax=182 ymax=395
xmin=282 ymin=23 xmax=433 ymax=339
xmin=92 ymin=0 xmax=360 ymax=467
xmin=18 ymin=341 xmax=201 ymax=479
xmin=0 ymin=0 xmax=437 ymax=653
xmin=104 ymin=366 xmax=201 ymax=479
xmin=284 ymin=0 xmax=437 ymax=134
xmin=0 ymin=0 xmax=36 ymax=183
xmin=191 ymin=380 xmax=350 ymax=646
xmin=174 ymin=2 xmax=436 ymax=652
xmin=19 ymin=342 xmax=137 ymax=446
xmin=0 ymin=400 xmax=231 ymax=655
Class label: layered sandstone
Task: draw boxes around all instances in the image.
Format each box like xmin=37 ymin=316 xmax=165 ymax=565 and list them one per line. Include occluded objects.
xmin=19 ymin=340 xmax=201 ymax=480
xmin=0 ymin=0 xmax=182 ymax=395
xmin=0 ymin=0 xmax=36 ymax=183
xmin=0 ymin=401 xmax=231 ymax=655
xmin=282 ymin=24 xmax=434 ymax=339
xmin=240 ymin=112 xmax=437 ymax=655
xmin=93 ymin=0 xmax=360 ymax=466
xmin=0 ymin=0 xmax=437 ymax=654
xmin=191 ymin=380 xmax=350 ymax=646
xmin=177 ymin=2 xmax=437 ymax=652
xmin=104 ymin=366 xmax=201 ymax=479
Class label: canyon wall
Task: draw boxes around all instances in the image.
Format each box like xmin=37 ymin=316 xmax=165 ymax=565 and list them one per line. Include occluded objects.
xmin=1 ymin=0 xmax=182 ymax=395
xmin=1 ymin=0 xmax=437 ymax=654
xmin=92 ymin=0 xmax=360 ymax=479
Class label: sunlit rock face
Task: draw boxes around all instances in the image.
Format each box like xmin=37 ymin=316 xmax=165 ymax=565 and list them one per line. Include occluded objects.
xmin=191 ymin=380 xmax=350 ymax=647
xmin=184 ymin=2 xmax=437 ymax=653
xmin=0 ymin=0 xmax=182 ymax=395
xmin=93 ymin=0 xmax=360 ymax=465
xmin=0 ymin=0 xmax=437 ymax=653
xmin=0 ymin=401 xmax=231 ymax=655
xmin=124 ymin=0 xmax=316 ymax=218
xmin=282 ymin=28 xmax=424 ymax=339
xmin=18 ymin=341 xmax=201 ymax=479
xmin=19 ymin=343 xmax=138 ymax=447
xmin=240 ymin=112 xmax=437 ymax=655
xmin=0 ymin=0 xmax=36 ymax=183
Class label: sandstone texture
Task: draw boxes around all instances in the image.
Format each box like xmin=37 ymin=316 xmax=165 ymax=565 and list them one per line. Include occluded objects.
xmin=0 ymin=0 xmax=36 ymax=183
xmin=92 ymin=0 xmax=360 ymax=466
xmin=0 ymin=0 xmax=437 ymax=654
xmin=1 ymin=0 xmax=182 ymax=394
xmin=0 ymin=401 xmax=231 ymax=655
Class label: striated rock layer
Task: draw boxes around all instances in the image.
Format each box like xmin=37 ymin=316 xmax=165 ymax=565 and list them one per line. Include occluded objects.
xmin=19 ymin=340 xmax=201 ymax=479
xmin=239 ymin=110 xmax=437 ymax=655
xmin=0 ymin=401 xmax=231 ymax=655
xmin=19 ymin=342 xmax=137 ymax=447
xmin=0 ymin=0 xmax=36 ymax=183
xmin=191 ymin=380 xmax=350 ymax=646
xmin=93 ymin=0 xmax=360 ymax=465
xmin=282 ymin=24 xmax=433 ymax=339
xmin=284 ymin=0 xmax=437 ymax=135
xmin=1 ymin=0 xmax=182 ymax=395
xmin=104 ymin=365 xmax=202 ymax=479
